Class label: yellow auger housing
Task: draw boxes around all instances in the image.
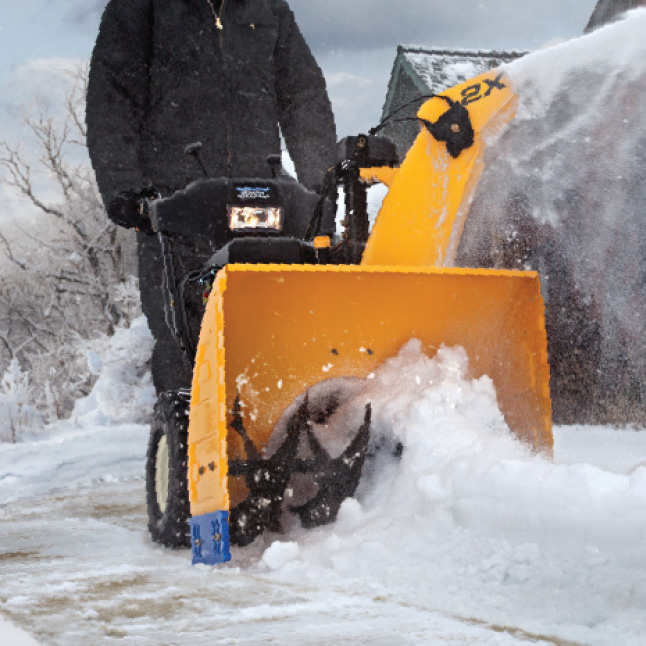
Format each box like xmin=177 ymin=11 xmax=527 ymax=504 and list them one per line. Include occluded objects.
xmin=186 ymin=70 xmax=552 ymax=565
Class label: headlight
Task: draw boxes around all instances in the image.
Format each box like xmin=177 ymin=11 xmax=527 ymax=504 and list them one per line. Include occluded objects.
xmin=228 ymin=206 xmax=284 ymax=232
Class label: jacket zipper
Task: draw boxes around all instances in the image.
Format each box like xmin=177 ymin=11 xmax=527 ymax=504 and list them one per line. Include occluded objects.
xmin=205 ymin=0 xmax=232 ymax=176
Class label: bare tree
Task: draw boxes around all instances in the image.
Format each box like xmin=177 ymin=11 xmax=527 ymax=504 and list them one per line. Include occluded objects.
xmin=0 ymin=63 xmax=140 ymax=421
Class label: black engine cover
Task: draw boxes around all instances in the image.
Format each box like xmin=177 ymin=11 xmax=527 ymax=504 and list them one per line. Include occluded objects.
xmin=150 ymin=177 xmax=331 ymax=244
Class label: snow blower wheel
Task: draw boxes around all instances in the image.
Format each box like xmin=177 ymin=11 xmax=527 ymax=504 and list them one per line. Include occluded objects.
xmin=146 ymin=391 xmax=191 ymax=548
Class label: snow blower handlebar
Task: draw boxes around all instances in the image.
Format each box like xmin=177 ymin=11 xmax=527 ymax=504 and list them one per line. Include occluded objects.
xmin=305 ymin=133 xmax=399 ymax=263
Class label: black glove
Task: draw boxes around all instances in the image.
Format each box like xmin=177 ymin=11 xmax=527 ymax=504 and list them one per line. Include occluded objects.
xmin=107 ymin=186 xmax=159 ymax=233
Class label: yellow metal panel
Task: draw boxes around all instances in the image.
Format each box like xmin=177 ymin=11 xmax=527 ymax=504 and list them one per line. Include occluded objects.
xmin=362 ymin=69 xmax=518 ymax=268
xmin=187 ymin=263 xmax=552 ymax=516
xmin=188 ymin=270 xmax=230 ymax=517
xmin=312 ymin=236 xmax=331 ymax=249
xmin=359 ymin=166 xmax=400 ymax=187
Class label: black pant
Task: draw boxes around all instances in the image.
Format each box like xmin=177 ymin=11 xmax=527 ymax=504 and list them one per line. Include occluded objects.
xmin=137 ymin=232 xmax=216 ymax=395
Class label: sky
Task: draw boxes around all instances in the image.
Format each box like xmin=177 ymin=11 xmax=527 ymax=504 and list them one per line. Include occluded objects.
xmin=0 ymin=0 xmax=599 ymax=219
xmin=0 ymin=0 xmax=599 ymax=134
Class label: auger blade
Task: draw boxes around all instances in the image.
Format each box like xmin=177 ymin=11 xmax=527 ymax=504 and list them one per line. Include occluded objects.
xmin=227 ymin=393 xmax=310 ymax=546
xmin=292 ymin=404 xmax=372 ymax=529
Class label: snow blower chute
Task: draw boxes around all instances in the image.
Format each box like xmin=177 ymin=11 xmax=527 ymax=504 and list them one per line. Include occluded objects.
xmin=145 ymin=70 xmax=552 ymax=565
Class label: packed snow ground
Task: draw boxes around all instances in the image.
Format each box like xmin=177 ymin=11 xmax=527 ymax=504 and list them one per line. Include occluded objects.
xmin=1 ymin=318 xmax=645 ymax=646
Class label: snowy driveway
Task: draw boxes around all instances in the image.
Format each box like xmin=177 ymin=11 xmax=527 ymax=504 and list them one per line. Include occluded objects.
xmin=0 ymin=479 xmax=587 ymax=646
xmin=1 ymin=406 xmax=645 ymax=644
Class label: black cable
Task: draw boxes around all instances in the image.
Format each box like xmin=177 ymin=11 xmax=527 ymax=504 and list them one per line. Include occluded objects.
xmin=371 ymin=117 xmax=421 ymax=132
xmin=369 ymin=93 xmax=437 ymax=135
xmin=305 ymin=165 xmax=338 ymax=241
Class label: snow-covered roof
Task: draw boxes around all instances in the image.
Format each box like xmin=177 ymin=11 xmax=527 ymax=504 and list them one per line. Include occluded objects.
xmin=397 ymin=46 xmax=526 ymax=95
xmin=380 ymin=46 xmax=526 ymax=155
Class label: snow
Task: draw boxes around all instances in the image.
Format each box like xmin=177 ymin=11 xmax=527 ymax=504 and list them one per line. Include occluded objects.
xmin=403 ymin=48 xmax=522 ymax=96
xmin=509 ymin=12 xmax=646 ymax=121
xmin=262 ymin=541 xmax=300 ymax=570
xmin=458 ymin=9 xmax=646 ymax=424
xmin=0 ymin=616 xmax=41 ymax=646
xmin=2 ymin=321 xmax=646 ymax=645
xmin=72 ymin=316 xmax=156 ymax=427
xmin=2 ymin=11 xmax=646 ymax=646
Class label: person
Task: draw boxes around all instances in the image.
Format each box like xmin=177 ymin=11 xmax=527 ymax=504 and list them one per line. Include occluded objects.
xmin=86 ymin=0 xmax=337 ymax=395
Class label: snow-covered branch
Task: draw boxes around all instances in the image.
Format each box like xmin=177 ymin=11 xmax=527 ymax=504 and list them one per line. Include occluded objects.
xmin=0 ymin=63 xmax=140 ymax=429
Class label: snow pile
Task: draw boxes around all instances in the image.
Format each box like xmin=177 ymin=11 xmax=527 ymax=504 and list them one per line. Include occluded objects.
xmin=263 ymin=341 xmax=646 ymax=565
xmin=0 ymin=317 xmax=154 ymax=505
xmin=457 ymin=9 xmax=646 ymax=425
xmin=254 ymin=340 xmax=646 ymax=644
xmin=262 ymin=541 xmax=300 ymax=570
xmin=75 ymin=316 xmax=156 ymax=426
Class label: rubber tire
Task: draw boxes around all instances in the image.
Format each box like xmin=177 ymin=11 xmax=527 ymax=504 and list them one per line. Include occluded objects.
xmin=146 ymin=391 xmax=191 ymax=548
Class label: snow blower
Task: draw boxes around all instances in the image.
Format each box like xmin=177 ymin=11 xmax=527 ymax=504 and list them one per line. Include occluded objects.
xmin=144 ymin=69 xmax=552 ymax=565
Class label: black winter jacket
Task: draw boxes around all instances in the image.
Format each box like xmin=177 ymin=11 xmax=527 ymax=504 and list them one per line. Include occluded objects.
xmin=86 ymin=0 xmax=337 ymax=205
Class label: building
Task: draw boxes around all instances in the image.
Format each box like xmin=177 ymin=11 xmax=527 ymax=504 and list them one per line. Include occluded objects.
xmin=379 ymin=47 xmax=525 ymax=159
